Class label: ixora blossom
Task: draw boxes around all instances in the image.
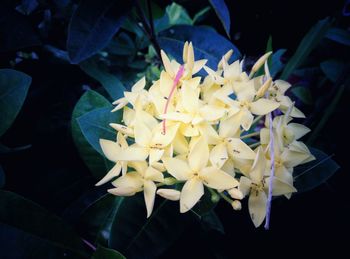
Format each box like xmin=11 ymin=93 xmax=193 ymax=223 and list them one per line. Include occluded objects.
xmin=96 ymin=42 xmax=315 ymax=228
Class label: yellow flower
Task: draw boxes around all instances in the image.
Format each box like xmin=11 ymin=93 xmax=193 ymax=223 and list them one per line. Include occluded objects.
xmin=163 ymin=137 xmax=238 ymax=213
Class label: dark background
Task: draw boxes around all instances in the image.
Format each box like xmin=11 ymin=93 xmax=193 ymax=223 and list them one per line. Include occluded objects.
xmin=1 ymin=0 xmax=349 ymax=258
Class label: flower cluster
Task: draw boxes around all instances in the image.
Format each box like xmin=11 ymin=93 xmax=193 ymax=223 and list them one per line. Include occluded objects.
xmin=96 ymin=42 xmax=314 ymax=227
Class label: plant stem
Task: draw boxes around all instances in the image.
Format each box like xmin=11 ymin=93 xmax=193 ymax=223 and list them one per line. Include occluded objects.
xmin=241 ymin=131 xmax=259 ymax=139
xmin=218 ymin=191 xmax=234 ymax=204
xmin=249 ymin=142 xmax=261 ymax=148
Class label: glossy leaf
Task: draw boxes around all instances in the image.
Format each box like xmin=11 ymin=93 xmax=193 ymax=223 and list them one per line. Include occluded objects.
xmin=107 ymin=32 xmax=136 ymax=56
xmin=158 ymin=25 xmax=240 ymax=70
xmin=0 ymin=69 xmax=31 ymax=137
xmin=80 ymin=59 xmax=126 ymax=100
xmin=0 ymin=190 xmax=89 ymax=257
xmin=326 ymin=28 xmax=350 ymax=46
xmin=271 ymin=49 xmax=286 ymax=78
xmin=209 ymin=0 xmax=231 ymax=37
xmin=67 ymin=0 xmax=134 ymax=63
xmin=193 ymin=6 xmax=211 ymax=24
xmin=200 ymin=210 xmax=225 ymax=234
xmin=77 ymin=107 xmax=121 ymax=155
xmin=280 ymin=17 xmax=332 ymax=80
xmin=291 ymin=86 xmax=313 ymax=105
xmin=320 ymin=59 xmax=345 ymax=82
xmin=92 ymin=245 xmax=125 ymax=259
xmin=71 ymin=90 xmax=111 ymax=179
xmin=294 ymin=148 xmax=340 ymax=193
xmin=109 ymin=194 xmax=194 ymax=258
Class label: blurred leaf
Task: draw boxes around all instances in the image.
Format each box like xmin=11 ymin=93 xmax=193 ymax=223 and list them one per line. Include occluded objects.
xmin=280 ymin=17 xmax=332 ymax=80
xmin=78 ymin=194 xmax=123 ymax=246
xmin=320 ymin=59 xmax=345 ymax=83
xmin=0 ymin=165 xmax=5 ymax=188
xmin=67 ymin=0 xmax=134 ymax=63
xmin=15 ymin=0 xmax=39 ymax=15
xmin=0 ymin=6 xmax=41 ymax=52
xmin=92 ymin=245 xmax=125 ymax=259
xmin=158 ymin=25 xmax=240 ymax=70
xmin=77 ymin=107 xmax=121 ymax=155
xmin=0 ymin=190 xmax=90 ymax=257
xmin=291 ymin=86 xmax=313 ymax=105
xmin=271 ymin=49 xmax=286 ymax=78
xmin=191 ymin=188 xmax=218 ymax=216
xmin=138 ymin=0 xmax=164 ymax=20
xmin=109 ymin=194 xmax=194 ymax=258
xmin=307 ymin=84 xmax=345 ymax=144
xmin=294 ymin=148 xmax=340 ymax=193
xmin=200 ymin=211 xmax=224 ymax=234
xmin=209 ymin=0 xmax=231 ymax=37
xmin=193 ymin=6 xmax=211 ymax=24
xmin=256 ymin=36 xmax=272 ymax=76
xmin=0 ymin=143 xmax=31 ymax=154
xmin=80 ymin=59 xmax=126 ymax=100
xmin=166 ymin=3 xmax=192 ymax=26
xmin=107 ymin=32 xmax=136 ymax=56
xmin=0 ymin=69 xmax=31 ymax=137
xmin=326 ymin=28 xmax=350 ymax=46
xmin=71 ymin=90 xmax=111 ymax=179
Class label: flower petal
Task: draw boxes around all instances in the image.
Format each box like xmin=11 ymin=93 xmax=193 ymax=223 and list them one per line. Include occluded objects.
xmin=226 ymin=138 xmax=256 ymax=159
xmin=248 ymin=190 xmax=267 ymax=227
xmin=131 ymin=76 xmax=146 ymax=92
xmin=239 ymin=176 xmax=252 ymax=197
xmin=200 ymin=166 xmax=238 ymax=189
xmin=162 ymin=157 xmax=192 ymax=181
xmin=145 ymin=166 xmax=164 ymax=182
xmin=99 ymin=139 xmax=121 ymax=162
xmin=180 ymin=177 xmax=204 ymax=213
xmin=265 ymin=177 xmax=297 ymax=196
xmin=161 ymin=50 xmax=174 ymax=77
xmin=144 ymin=180 xmax=157 ymax=218
xmin=157 ymin=188 xmax=181 ymax=201
xmin=114 ymin=146 xmax=149 ymax=161
xmin=149 ymin=148 xmax=164 ymax=165
xmin=95 ymin=163 xmax=121 ymax=186
xmin=250 ymin=98 xmax=279 ymax=115
xmin=112 ymin=172 xmax=143 ymax=189
xmin=192 ymin=59 xmax=207 ymax=74
xmin=188 ymin=137 xmax=209 ymax=171
xmin=209 ymin=142 xmax=228 ymax=168
xmin=249 ymin=147 xmax=266 ymax=182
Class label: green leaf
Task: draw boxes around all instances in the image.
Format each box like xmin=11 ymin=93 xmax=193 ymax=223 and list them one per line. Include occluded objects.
xmin=158 ymin=25 xmax=240 ymax=71
xmin=92 ymin=245 xmax=125 ymax=259
xmin=193 ymin=6 xmax=211 ymax=24
xmin=271 ymin=49 xmax=286 ymax=78
xmin=0 ymin=190 xmax=90 ymax=257
xmin=80 ymin=59 xmax=126 ymax=100
xmin=209 ymin=0 xmax=231 ymax=37
xmin=0 ymin=165 xmax=5 ymax=188
xmin=0 ymin=69 xmax=31 ymax=137
xmin=107 ymin=32 xmax=136 ymax=56
xmin=326 ymin=27 xmax=350 ymax=46
xmin=77 ymin=107 xmax=121 ymax=155
xmin=109 ymin=194 xmax=194 ymax=258
xmin=78 ymin=194 xmax=124 ymax=246
xmin=293 ymin=148 xmax=339 ymax=193
xmin=166 ymin=3 xmax=193 ymax=26
xmin=200 ymin=210 xmax=224 ymax=234
xmin=280 ymin=17 xmax=332 ymax=80
xmin=71 ymin=90 xmax=111 ymax=179
xmin=291 ymin=86 xmax=313 ymax=105
xmin=67 ymin=0 xmax=134 ymax=63
xmin=320 ymin=59 xmax=345 ymax=83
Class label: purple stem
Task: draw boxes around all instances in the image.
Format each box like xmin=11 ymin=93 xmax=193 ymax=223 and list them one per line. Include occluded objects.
xmin=264 ymin=111 xmax=275 ymax=230
xmin=82 ymin=238 xmax=97 ymax=252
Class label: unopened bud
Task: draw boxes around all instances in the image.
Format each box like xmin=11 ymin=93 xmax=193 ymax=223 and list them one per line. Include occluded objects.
xmin=256 ymin=77 xmax=272 ymax=98
xmin=157 ymin=188 xmax=180 ymax=201
xmin=211 ymin=192 xmax=220 ymax=203
xmin=228 ymin=188 xmax=244 ymax=200
xmin=251 ymin=52 xmax=272 ymax=74
xmin=164 ymin=177 xmax=177 ymax=185
xmin=231 ymin=200 xmax=242 ymax=211
xmin=109 ymin=123 xmax=133 ymax=136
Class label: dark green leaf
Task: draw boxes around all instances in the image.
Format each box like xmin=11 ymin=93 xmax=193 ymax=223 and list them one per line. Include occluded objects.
xmin=280 ymin=17 xmax=332 ymax=80
xmin=320 ymin=59 xmax=345 ymax=83
xmin=256 ymin=36 xmax=272 ymax=76
xmin=67 ymin=0 xmax=134 ymax=63
xmin=72 ymin=90 xmax=111 ymax=179
xmin=80 ymin=59 xmax=126 ymax=100
xmin=92 ymin=245 xmax=125 ymax=259
xmin=77 ymin=107 xmax=121 ymax=155
xmin=0 ymin=190 xmax=89 ymax=257
xmin=107 ymin=32 xmax=136 ymax=56
xmin=294 ymin=148 xmax=339 ymax=193
xmin=271 ymin=49 xmax=286 ymax=78
xmin=209 ymin=0 xmax=231 ymax=37
xmin=326 ymin=28 xmax=350 ymax=46
xmin=109 ymin=194 xmax=194 ymax=258
xmin=78 ymin=194 xmax=123 ymax=246
xmin=200 ymin=211 xmax=224 ymax=234
xmin=0 ymin=165 xmax=5 ymax=188
xmin=191 ymin=188 xmax=218 ymax=216
xmin=0 ymin=143 xmax=31 ymax=154
xmin=166 ymin=3 xmax=192 ymax=26
xmin=291 ymin=86 xmax=313 ymax=105
xmin=158 ymin=25 xmax=240 ymax=70
xmin=193 ymin=6 xmax=211 ymax=24
xmin=0 ymin=69 xmax=31 ymax=137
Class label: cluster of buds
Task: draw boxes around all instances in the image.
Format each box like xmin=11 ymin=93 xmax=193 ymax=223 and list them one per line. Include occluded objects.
xmin=96 ymin=42 xmax=314 ymax=227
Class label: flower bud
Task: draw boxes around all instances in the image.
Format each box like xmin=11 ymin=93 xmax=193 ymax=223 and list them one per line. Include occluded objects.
xmin=157 ymin=189 xmax=180 ymax=201
xmin=164 ymin=177 xmax=178 ymax=185
xmin=231 ymin=200 xmax=242 ymax=211
xmin=228 ymin=188 xmax=244 ymax=200
xmin=211 ymin=192 xmax=220 ymax=203
xmin=256 ymin=77 xmax=272 ymax=98
xmin=251 ymin=52 xmax=272 ymax=74
xmin=109 ymin=123 xmax=134 ymax=136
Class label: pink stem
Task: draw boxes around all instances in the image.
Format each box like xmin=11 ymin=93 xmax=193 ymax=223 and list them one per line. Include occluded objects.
xmin=82 ymin=238 xmax=97 ymax=251
xmin=162 ymin=65 xmax=185 ymax=134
